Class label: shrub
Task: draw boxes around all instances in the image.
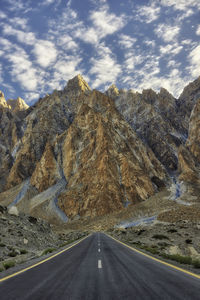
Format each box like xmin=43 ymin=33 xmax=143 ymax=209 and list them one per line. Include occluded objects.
xmin=42 ymin=248 xmax=56 ymax=255
xmin=152 ymin=234 xmax=169 ymax=240
xmin=167 ymin=229 xmax=177 ymax=233
xmin=0 ymin=267 xmax=4 ymax=272
xmin=185 ymin=239 xmax=192 ymax=244
xmin=192 ymin=259 xmax=200 ymax=268
xmin=161 ymin=253 xmax=192 ymax=264
xmin=8 ymin=251 xmax=17 ymax=257
xmin=20 ymin=249 xmax=28 ymax=255
xmin=0 ymin=243 xmax=5 ymax=247
xmin=3 ymin=261 xmax=15 ymax=270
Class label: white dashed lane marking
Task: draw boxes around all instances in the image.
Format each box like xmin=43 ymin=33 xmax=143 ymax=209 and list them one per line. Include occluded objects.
xmin=98 ymin=260 xmax=102 ymax=269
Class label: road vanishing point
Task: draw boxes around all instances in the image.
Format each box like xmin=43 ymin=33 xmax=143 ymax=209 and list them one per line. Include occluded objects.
xmin=0 ymin=233 xmax=199 ymax=299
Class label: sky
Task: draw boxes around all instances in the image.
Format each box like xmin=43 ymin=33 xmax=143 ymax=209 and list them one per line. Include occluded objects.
xmin=0 ymin=0 xmax=199 ymax=104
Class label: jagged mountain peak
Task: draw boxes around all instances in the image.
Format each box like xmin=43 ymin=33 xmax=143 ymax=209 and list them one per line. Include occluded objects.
xmin=64 ymin=74 xmax=91 ymax=94
xmin=105 ymin=84 xmax=119 ymax=99
xmin=0 ymin=90 xmax=8 ymax=108
xmin=7 ymin=97 xmax=29 ymax=113
xmin=159 ymin=87 xmax=174 ymax=97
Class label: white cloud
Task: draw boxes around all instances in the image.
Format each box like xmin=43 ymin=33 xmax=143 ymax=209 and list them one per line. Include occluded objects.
xmin=32 ymin=40 xmax=57 ymax=68
xmin=75 ymin=27 xmax=99 ymax=44
xmin=160 ymin=43 xmax=183 ymax=56
xmin=57 ymin=35 xmax=78 ymax=50
xmin=90 ymin=7 xmax=126 ymax=36
xmin=118 ymin=34 xmax=137 ymax=49
xmin=6 ymin=49 xmax=38 ymax=90
xmin=167 ymin=60 xmax=181 ymax=68
xmin=124 ymin=51 xmax=145 ymax=72
xmin=160 ymin=0 xmax=200 ymax=11
xmin=42 ymin=0 xmax=55 ymax=5
xmin=54 ymin=57 xmax=82 ymax=77
xmin=136 ymin=3 xmax=160 ymax=23
xmin=24 ymin=92 xmax=40 ymax=103
xmin=188 ymin=45 xmax=200 ymax=77
xmin=155 ymin=24 xmax=180 ymax=42
xmin=75 ymin=5 xmax=126 ymax=45
xmin=177 ymin=9 xmax=194 ymax=21
xmin=0 ymin=38 xmax=13 ymax=51
xmin=144 ymin=40 xmax=156 ymax=48
xmin=89 ymin=44 xmax=121 ymax=88
xmin=196 ymin=25 xmax=200 ymax=36
xmin=3 ymin=25 xmax=36 ymax=45
xmin=5 ymin=0 xmax=32 ymax=13
xmin=0 ymin=11 xmax=7 ymax=19
xmin=9 ymin=17 xmax=28 ymax=30
xmin=181 ymin=39 xmax=192 ymax=45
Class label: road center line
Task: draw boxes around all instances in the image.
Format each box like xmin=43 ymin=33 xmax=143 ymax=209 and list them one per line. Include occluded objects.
xmin=98 ymin=260 xmax=102 ymax=269
xmin=98 ymin=248 xmax=101 ymax=252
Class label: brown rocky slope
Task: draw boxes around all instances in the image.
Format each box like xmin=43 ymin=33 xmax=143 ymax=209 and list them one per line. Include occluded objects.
xmin=0 ymin=75 xmax=200 ymax=224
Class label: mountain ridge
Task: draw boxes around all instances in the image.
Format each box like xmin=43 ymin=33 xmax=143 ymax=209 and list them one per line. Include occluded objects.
xmin=0 ymin=75 xmax=200 ymax=224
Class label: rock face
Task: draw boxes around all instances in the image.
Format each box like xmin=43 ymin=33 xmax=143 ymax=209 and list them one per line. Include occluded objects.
xmin=30 ymin=142 xmax=61 ymax=193
xmin=58 ymin=90 xmax=167 ymax=218
xmin=106 ymin=86 xmax=184 ymax=171
xmin=7 ymin=97 xmax=29 ymax=114
xmin=178 ymin=76 xmax=200 ymax=129
xmin=0 ymin=91 xmax=29 ymax=191
xmin=1 ymin=75 xmax=200 ymax=223
xmin=178 ymin=98 xmax=200 ymax=184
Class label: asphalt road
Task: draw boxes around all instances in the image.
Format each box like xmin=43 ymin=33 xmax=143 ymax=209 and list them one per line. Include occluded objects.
xmin=0 ymin=233 xmax=199 ymax=300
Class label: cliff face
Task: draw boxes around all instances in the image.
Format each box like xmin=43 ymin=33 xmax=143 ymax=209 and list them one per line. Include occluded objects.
xmin=178 ymin=98 xmax=200 ymax=184
xmin=1 ymin=75 xmax=200 ymax=223
xmin=58 ymin=90 xmax=166 ymax=218
xmin=178 ymin=76 xmax=200 ymax=129
xmin=0 ymin=92 xmax=29 ymax=191
xmin=106 ymin=86 xmax=184 ymax=171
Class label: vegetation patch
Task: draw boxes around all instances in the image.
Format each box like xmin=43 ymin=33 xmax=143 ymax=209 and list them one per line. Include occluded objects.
xmin=192 ymin=259 xmax=200 ymax=268
xmin=42 ymin=248 xmax=56 ymax=256
xmin=20 ymin=249 xmax=28 ymax=255
xmin=8 ymin=251 xmax=17 ymax=257
xmin=139 ymin=245 xmax=160 ymax=255
xmin=3 ymin=261 xmax=15 ymax=270
xmin=185 ymin=239 xmax=192 ymax=244
xmin=152 ymin=234 xmax=169 ymax=240
xmin=0 ymin=243 xmax=5 ymax=247
xmin=167 ymin=229 xmax=177 ymax=233
xmin=161 ymin=253 xmax=192 ymax=265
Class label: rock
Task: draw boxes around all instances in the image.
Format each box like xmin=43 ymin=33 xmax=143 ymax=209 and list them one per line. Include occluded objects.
xmin=8 ymin=206 xmax=19 ymax=216
xmin=0 ymin=91 xmax=8 ymax=108
xmin=28 ymin=216 xmax=37 ymax=224
xmin=110 ymin=86 xmax=183 ymax=170
xmin=178 ymin=76 xmax=200 ymax=129
xmin=7 ymin=97 xmax=29 ymax=113
xmin=186 ymin=98 xmax=200 ymax=162
xmin=167 ymin=245 xmax=182 ymax=256
xmin=105 ymin=84 xmax=119 ymax=99
xmin=64 ymin=74 xmax=91 ymax=97
xmin=58 ymin=90 xmax=167 ymax=218
xmin=30 ymin=142 xmax=61 ymax=192
xmin=23 ymin=238 xmax=28 ymax=245
xmin=188 ymin=246 xmax=200 ymax=259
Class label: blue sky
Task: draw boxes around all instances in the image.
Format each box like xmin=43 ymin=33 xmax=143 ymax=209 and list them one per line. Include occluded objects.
xmin=0 ymin=0 xmax=200 ymax=104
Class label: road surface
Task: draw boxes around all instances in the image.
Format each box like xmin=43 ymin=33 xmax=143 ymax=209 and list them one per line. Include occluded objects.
xmin=0 ymin=233 xmax=199 ymax=299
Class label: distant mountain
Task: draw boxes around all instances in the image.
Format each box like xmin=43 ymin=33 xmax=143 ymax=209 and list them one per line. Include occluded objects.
xmin=0 ymin=75 xmax=200 ymax=224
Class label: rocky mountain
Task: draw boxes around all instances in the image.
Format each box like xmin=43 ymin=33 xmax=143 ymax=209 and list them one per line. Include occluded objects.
xmin=0 ymin=75 xmax=200 ymax=224
xmin=0 ymin=92 xmax=29 ymax=191
xmin=106 ymin=85 xmax=186 ymax=171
